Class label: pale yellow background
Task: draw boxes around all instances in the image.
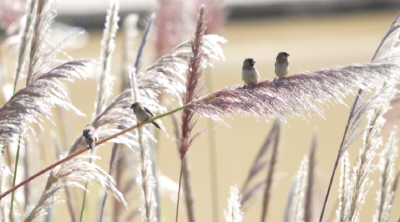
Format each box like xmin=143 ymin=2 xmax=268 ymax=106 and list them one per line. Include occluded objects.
xmin=2 ymin=9 xmax=400 ymax=222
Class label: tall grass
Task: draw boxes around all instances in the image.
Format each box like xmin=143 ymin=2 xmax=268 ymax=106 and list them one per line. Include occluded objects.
xmin=1 ymin=1 xmax=400 ymax=222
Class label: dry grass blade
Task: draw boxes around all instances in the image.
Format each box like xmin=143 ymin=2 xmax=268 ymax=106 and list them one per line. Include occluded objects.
xmin=190 ymin=63 xmax=400 ymax=122
xmin=304 ymin=130 xmax=317 ymax=222
xmin=260 ymin=120 xmax=280 ymax=222
xmin=241 ymin=121 xmax=279 ymax=195
xmin=224 ymin=186 xmax=243 ymax=222
xmin=373 ymin=128 xmax=398 ymax=222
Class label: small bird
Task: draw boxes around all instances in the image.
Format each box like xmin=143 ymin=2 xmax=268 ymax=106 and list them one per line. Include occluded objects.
xmin=275 ymin=52 xmax=290 ymax=79
xmin=82 ymin=124 xmax=99 ymax=150
xmin=242 ymin=58 xmax=260 ymax=87
xmin=130 ymin=102 xmax=161 ymax=129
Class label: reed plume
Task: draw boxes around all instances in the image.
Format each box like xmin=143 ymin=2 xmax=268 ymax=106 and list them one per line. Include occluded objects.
xmin=336 ymin=151 xmax=350 ymax=222
xmin=175 ymin=6 xmax=208 ymax=222
xmin=0 ymin=0 xmax=89 ymax=144
xmin=99 ymin=13 xmax=139 ymax=222
xmin=81 ymin=1 xmax=120 ymax=221
xmin=345 ymin=85 xmax=396 ymax=222
xmin=190 ymin=63 xmax=400 ymax=122
xmin=304 ymin=130 xmax=317 ymax=222
xmin=94 ymin=0 xmax=119 ymax=116
xmin=25 ymin=155 xmax=127 ymax=222
xmin=154 ymin=0 xmax=187 ymax=60
xmin=224 ymin=185 xmax=243 ymax=222
xmin=292 ymin=156 xmax=308 ymax=222
xmin=130 ymin=15 xmax=157 ymax=222
xmin=373 ymin=129 xmax=398 ymax=222
xmin=13 ymin=0 xmax=36 ymax=92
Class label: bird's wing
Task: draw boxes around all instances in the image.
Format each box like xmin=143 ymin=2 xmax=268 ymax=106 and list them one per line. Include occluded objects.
xmin=143 ymin=106 xmax=154 ymax=117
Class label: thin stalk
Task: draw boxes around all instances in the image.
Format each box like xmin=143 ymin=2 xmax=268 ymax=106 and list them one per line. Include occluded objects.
xmin=9 ymin=136 xmax=21 ymax=221
xmin=79 ymin=183 xmax=88 ymax=222
xmin=175 ymin=162 xmax=184 ymax=222
xmin=206 ymin=68 xmax=219 ymax=222
xmin=0 ymin=104 xmax=189 ymax=199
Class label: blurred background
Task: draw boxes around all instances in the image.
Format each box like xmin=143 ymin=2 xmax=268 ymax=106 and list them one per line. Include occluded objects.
xmin=1 ymin=0 xmax=400 ymax=222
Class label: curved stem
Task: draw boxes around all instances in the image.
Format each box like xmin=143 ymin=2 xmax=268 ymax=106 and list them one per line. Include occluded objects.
xmin=0 ymin=104 xmax=188 ymax=200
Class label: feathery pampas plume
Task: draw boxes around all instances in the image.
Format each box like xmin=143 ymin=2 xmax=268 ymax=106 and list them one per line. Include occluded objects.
xmin=130 ymin=15 xmax=158 ymax=222
xmin=304 ymin=130 xmax=317 ymax=222
xmin=378 ymin=11 xmax=400 ymax=122
xmin=0 ymin=149 xmax=13 ymax=222
xmin=83 ymin=1 xmax=119 ymax=220
xmin=25 ymin=155 xmax=127 ymax=222
xmin=68 ymin=34 xmax=226 ymax=155
xmin=224 ymin=186 xmax=243 ymax=222
xmin=179 ymin=6 xmax=206 ymax=159
xmin=176 ymin=6 xmax=207 ymax=222
xmin=13 ymin=0 xmax=36 ymax=92
xmin=373 ymin=128 xmax=398 ymax=222
xmin=0 ymin=0 xmax=89 ymax=143
xmin=320 ymin=84 xmax=398 ymax=222
xmin=336 ymin=151 xmax=350 ymax=222
xmin=291 ymin=156 xmax=308 ymax=222
xmin=154 ymin=0 xmax=187 ymax=60
xmin=95 ymin=0 xmax=119 ymax=116
xmin=99 ymin=13 xmax=139 ymax=222
xmin=189 ymin=63 xmax=400 ymax=122
xmin=345 ymin=85 xmax=396 ymax=222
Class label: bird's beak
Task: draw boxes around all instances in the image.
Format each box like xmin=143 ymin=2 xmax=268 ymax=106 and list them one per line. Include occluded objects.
xmin=130 ymin=104 xmax=134 ymax=109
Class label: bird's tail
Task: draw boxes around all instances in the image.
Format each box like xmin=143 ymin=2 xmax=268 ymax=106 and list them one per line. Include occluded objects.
xmin=89 ymin=143 xmax=95 ymax=150
xmin=152 ymin=121 xmax=161 ymax=129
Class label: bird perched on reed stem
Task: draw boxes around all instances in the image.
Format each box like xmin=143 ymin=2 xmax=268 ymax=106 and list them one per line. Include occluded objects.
xmin=82 ymin=124 xmax=99 ymax=150
xmin=275 ymin=52 xmax=290 ymax=79
xmin=242 ymin=58 xmax=260 ymax=87
xmin=130 ymin=102 xmax=161 ymax=129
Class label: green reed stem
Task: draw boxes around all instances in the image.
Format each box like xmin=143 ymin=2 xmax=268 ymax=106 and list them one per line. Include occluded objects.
xmin=79 ymin=183 xmax=88 ymax=222
xmin=9 ymin=136 xmax=21 ymax=221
